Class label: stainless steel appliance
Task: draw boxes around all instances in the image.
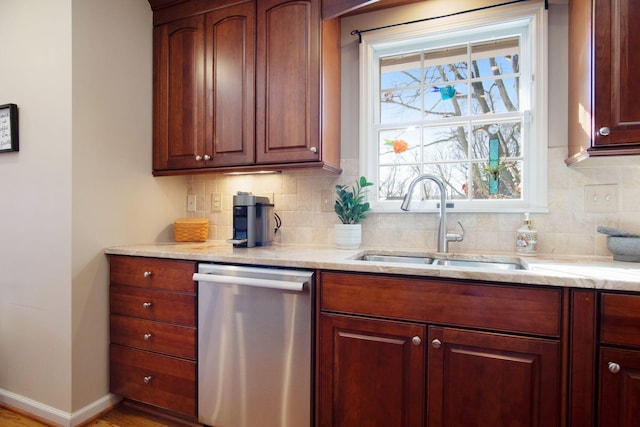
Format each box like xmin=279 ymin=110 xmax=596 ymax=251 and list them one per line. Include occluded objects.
xmin=194 ymin=263 xmax=314 ymax=427
xmin=227 ymin=192 xmax=275 ymax=248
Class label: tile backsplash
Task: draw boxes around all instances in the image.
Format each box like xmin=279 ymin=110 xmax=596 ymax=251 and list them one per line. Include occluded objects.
xmin=187 ymin=147 xmax=640 ymax=257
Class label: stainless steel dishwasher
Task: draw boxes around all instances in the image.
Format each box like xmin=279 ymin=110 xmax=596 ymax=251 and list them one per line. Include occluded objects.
xmin=193 ymin=263 xmax=314 ymax=427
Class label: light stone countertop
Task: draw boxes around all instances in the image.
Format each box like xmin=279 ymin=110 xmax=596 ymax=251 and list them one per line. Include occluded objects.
xmin=105 ymin=241 xmax=640 ymax=292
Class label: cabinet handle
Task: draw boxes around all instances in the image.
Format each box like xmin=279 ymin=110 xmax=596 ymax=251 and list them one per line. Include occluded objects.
xmin=411 ymin=336 xmax=422 ymax=346
xmin=608 ymin=362 xmax=621 ymax=374
xmin=142 ymin=302 xmax=152 ymax=309
xmin=598 ymin=127 xmax=611 ymax=136
xmin=310 ymin=146 xmax=317 ymax=153
xmin=143 ymin=333 xmax=152 ymax=341
xmin=204 ymin=154 xmax=211 ymax=160
xmin=431 ymin=338 xmax=442 ymax=348
xmin=143 ymin=375 xmax=152 ymax=384
xmin=143 ymin=271 xmax=152 ymax=278
xmin=195 ymin=155 xmax=203 ymax=161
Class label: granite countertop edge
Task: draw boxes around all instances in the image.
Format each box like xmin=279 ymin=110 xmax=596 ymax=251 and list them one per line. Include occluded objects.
xmin=105 ymin=241 xmax=640 ymax=293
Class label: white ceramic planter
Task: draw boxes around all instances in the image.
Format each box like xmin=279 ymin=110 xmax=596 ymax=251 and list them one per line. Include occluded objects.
xmin=334 ymin=223 xmax=362 ymax=250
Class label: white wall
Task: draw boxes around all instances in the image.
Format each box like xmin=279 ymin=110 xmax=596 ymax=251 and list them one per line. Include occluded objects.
xmin=0 ymin=0 xmax=186 ymax=424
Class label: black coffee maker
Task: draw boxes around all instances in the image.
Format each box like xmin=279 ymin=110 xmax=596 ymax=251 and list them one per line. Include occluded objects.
xmin=227 ymin=192 xmax=275 ymax=247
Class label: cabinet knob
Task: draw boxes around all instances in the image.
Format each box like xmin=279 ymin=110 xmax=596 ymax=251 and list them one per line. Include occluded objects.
xmin=432 ymin=338 xmax=442 ymax=348
xmin=204 ymin=154 xmax=211 ymax=160
xmin=598 ymin=127 xmax=611 ymax=136
xmin=310 ymin=146 xmax=317 ymax=153
xmin=195 ymin=155 xmax=203 ymax=161
xmin=143 ymin=271 xmax=152 ymax=278
xmin=143 ymin=333 xmax=152 ymax=341
xmin=608 ymin=362 xmax=621 ymax=374
xmin=143 ymin=375 xmax=152 ymax=384
xmin=142 ymin=302 xmax=152 ymax=309
xmin=411 ymin=336 xmax=422 ymax=346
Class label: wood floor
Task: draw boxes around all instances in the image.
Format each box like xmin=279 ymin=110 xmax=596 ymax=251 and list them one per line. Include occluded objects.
xmin=0 ymin=404 xmax=193 ymax=427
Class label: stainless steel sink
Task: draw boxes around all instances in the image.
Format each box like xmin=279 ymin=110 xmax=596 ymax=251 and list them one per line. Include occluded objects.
xmin=355 ymin=253 xmax=525 ymax=270
xmin=431 ymin=258 xmax=524 ymax=270
xmin=358 ymin=254 xmax=435 ymax=264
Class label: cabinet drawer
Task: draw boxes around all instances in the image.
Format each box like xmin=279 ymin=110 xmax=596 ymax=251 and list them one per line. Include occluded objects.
xmin=110 ymin=256 xmax=195 ymax=293
xmin=111 ymin=286 xmax=196 ymax=326
xmin=110 ymin=345 xmax=196 ymax=417
xmin=320 ymin=272 xmax=561 ymax=337
xmin=601 ymin=293 xmax=640 ymax=347
xmin=110 ymin=315 xmax=196 ymax=360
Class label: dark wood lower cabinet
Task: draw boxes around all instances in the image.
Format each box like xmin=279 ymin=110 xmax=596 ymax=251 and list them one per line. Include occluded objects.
xmin=318 ymin=313 xmax=426 ymax=427
xmin=317 ymin=272 xmax=564 ymax=427
xmin=428 ymin=326 xmax=560 ymax=427
xmin=599 ymin=347 xmax=640 ymax=426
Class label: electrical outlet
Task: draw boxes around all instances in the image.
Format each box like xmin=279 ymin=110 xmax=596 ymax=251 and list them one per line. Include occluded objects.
xmin=187 ymin=195 xmax=197 ymax=212
xmin=321 ymin=190 xmax=334 ymax=212
xmin=584 ymin=184 xmax=618 ymax=213
xmin=211 ymin=192 xmax=222 ymax=212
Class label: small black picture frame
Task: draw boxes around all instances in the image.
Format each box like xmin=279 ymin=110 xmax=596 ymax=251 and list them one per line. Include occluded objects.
xmin=0 ymin=103 xmax=19 ymax=153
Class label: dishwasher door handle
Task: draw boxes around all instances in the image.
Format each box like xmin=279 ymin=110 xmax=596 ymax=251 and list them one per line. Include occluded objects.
xmin=193 ymin=272 xmax=307 ymax=291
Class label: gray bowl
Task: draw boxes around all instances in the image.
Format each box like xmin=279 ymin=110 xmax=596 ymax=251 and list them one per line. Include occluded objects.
xmin=607 ymin=236 xmax=640 ymax=262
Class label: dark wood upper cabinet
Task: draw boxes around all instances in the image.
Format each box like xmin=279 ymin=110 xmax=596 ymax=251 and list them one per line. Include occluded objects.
xmin=149 ymin=0 xmax=341 ymax=175
xmin=567 ymin=0 xmax=640 ymax=164
xmin=152 ymin=14 xmax=205 ymax=171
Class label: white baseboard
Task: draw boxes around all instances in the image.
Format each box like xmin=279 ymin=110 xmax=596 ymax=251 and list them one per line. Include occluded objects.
xmin=0 ymin=388 xmax=121 ymax=427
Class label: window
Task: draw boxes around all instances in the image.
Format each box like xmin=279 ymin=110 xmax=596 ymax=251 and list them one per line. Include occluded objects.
xmin=359 ymin=2 xmax=547 ymax=213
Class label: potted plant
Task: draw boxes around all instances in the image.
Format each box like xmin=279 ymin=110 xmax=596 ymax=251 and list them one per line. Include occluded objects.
xmin=334 ymin=176 xmax=373 ymax=249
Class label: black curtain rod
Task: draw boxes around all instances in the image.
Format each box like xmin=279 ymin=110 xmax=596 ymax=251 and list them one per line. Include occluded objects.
xmin=350 ymin=0 xmax=548 ymax=43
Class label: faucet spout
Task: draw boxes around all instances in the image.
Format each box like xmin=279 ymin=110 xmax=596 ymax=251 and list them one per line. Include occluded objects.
xmin=401 ymin=174 xmax=463 ymax=252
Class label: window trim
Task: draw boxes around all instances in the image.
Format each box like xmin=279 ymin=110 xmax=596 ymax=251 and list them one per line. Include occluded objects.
xmin=358 ymin=1 xmax=548 ymax=213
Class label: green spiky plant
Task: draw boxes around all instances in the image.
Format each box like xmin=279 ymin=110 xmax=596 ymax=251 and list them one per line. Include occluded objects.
xmin=334 ymin=176 xmax=374 ymax=224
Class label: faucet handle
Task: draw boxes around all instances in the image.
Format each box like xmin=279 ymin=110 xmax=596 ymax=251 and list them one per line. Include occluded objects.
xmin=446 ymin=221 xmax=465 ymax=243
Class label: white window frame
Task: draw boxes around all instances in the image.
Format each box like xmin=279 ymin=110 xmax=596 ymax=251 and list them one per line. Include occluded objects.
xmin=359 ymin=2 xmax=548 ymax=213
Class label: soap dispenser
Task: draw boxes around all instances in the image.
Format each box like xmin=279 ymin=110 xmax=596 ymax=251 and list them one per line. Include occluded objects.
xmin=516 ymin=213 xmax=537 ymax=255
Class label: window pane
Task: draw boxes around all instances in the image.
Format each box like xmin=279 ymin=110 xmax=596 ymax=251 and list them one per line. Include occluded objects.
xmin=379 ymin=165 xmax=422 ymax=199
xmin=380 ymin=52 xmax=422 ymax=90
xmin=471 ymin=121 xmax=522 ymax=159
xmin=471 ymin=38 xmax=519 ymax=78
xmin=423 ymin=125 xmax=469 ymax=162
xmin=471 ymin=160 xmax=522 ymax=200
xmin=381 ymin=88 xmax=422 ymax=123
xmin=379 ymin=128 xmax=421 ymax=164
xmin=470 ymin=78 xmax=519 ymax=114
xmin=424 ymin=45 xmax=467 ymax=83
xmin=399 ymin=163 xmax=468 ymax=201
xmin=424 ymin=83 xmax=468 ymax=119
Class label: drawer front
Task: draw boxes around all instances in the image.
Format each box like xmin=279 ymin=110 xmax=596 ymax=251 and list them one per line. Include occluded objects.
xmin=111 ymin=286 xmax=196 ymax=326
xmin=320 ymin=271 xmax=562 ymax=337
xmin=601 ymin=293 xmax=640 ymax=347
xmin=110 ymin=255 xmax=196 ymax=293
xmin=110 ymin=344 xmax=196 ymax=417
xmin=110 ymin=315 xmax=196 ymax=360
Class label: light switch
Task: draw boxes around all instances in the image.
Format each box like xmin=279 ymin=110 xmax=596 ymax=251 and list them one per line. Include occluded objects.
xmin=187 ymin=195 xmax=196 ymax=212
xmin=211 ymin=192 xmax=222 ymax=212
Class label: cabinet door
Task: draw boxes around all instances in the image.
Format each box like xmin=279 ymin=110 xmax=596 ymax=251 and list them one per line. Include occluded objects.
xmin=256 ymin=0 xmax=321 ymax=164
xmin=205 ymin=1 xmax=255 ymax=166
xmin=318 ymin=313 xmax=425 ymax=427
xmin=599 ymin=347 xmax=640 ymax=427
xmin=153 ymin=15 xmax=205 ymax=171
xmin=593 ymin=0 xmax=640 ymax=150
xmin=428 ymin=326 xmax=560 ymax=427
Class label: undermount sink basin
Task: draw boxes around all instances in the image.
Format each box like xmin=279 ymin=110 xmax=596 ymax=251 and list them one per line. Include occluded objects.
xmin=355 ymin=253 xmax=525 ymax=270
xmin=358 ymin=254 xmax=435 ymax=264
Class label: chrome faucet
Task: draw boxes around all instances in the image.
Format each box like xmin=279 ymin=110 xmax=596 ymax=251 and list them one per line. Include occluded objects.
xmin=400 ymin=174 xmax=464 ymax=253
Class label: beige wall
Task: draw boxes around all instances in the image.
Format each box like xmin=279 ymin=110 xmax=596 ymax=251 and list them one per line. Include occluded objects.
xmin=190 ymin=2 xmax=640 ymax=257
xmin=0 ymin=0 xmax=186 ymax=424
